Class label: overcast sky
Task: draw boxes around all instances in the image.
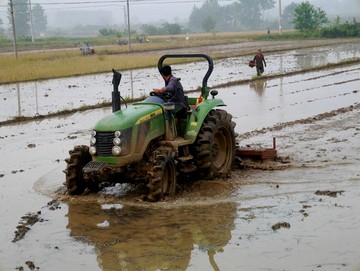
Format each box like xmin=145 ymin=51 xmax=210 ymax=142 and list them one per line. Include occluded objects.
xmin=1 ymin=0 xmax=360 ymax=27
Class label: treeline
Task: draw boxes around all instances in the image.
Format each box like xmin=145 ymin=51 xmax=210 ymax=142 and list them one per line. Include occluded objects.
xmin=99 ymin=23 xmax=183 ymax=38
xmin=320 ymin=19 xmax=360 ymax=38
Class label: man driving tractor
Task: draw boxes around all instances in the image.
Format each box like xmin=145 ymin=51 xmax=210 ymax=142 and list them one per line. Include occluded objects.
xmin=152 ymin=65 xmax=189 ymax=120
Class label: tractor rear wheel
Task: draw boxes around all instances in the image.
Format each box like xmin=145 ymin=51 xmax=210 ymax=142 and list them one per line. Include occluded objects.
xmin=192 ymin=109 xmax=236 ymax=179
xmin=146 ymin=147 xmax=177 ymax=202
xmin=64 ymin=145 xmax=92 ymax=195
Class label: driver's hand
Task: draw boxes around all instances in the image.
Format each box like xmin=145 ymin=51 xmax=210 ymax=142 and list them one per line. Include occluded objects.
xmin=153 ymin=88 xmax=163 ymax=94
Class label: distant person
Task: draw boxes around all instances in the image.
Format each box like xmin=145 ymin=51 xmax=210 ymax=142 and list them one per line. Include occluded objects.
xmin=267 ymin=28 xmax=270 ymax=35
xmin=253 ymin=49 xmax=267 ymax=76
xmin=153 ymin=65 xmax=189 ymax=120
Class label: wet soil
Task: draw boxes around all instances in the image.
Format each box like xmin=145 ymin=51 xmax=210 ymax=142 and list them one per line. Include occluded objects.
xmin=1 ymin=39 xmax=360 ymax=271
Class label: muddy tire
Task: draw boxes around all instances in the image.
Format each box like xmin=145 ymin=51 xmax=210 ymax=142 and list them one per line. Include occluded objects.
xmin=64 ymin=145 xmax=92 ymax=195
xmin=146 ymin=147 xmax=177 ymax=202
xmin=192 ymin=109 xmax=236 ymax=179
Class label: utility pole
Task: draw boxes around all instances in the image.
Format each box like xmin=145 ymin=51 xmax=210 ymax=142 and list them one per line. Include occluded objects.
xmin=123 ymin=6 xmax=127 ymax=29
xmin=278 ymin=0 xmax=282 ymax=35
xmin=29 ymin=0 xmax=35 ymax=43
xmin=126 ymin=0 xmax=131 ymax=52
xmin=9 ymin=0 xmax=18 ymax=58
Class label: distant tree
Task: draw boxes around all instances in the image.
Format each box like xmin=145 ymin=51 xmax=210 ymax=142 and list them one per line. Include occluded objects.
xmin=141 ymin=23 xmax=182 ymax=35
xmin=141 ymin=24 xmax=161 ymax=35
xmin=32 ymin=4 xmax=47 ymax=38
xmin=0 ymin=18 xmax=4 ymax=36
xmin=282 ymin=2 xmax=298 ymax=29
xmin=222 ymin=3 xmax=240 ymax=30
xmin=188 ymin=0 xmax=275 ymax=32
xmin=162 ymin=22 xmax=182 ymax=35
xmin=8 ymin=0 xmax=31 ymax=38
xmin=202 ymin=16 xmax=216 ymax=32
xmin=236 ymin=0 xmax=276 ymax=29
xmin=99 ymin=28 xmax=122 ymax=38
xmin=292 ymin=1 xmax=328 ymax=32
xmin=188 ymin=0 xmax=221 ymax=32
xmin=333 ymin=15 xmax=341 ymax=26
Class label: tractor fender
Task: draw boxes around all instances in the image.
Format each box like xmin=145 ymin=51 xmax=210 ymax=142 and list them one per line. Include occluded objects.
xmin=184 ymin=98 xmax=226 ymax=143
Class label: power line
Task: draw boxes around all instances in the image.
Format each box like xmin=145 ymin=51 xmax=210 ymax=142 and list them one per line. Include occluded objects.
xmin=0 ymin=0 xmax=236 ymax=7
xmin=41 ymin=4 xmax=122 ymax=11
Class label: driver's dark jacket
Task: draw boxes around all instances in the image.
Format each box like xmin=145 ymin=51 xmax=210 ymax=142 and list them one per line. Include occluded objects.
xmin=164 ymin=75 xmax=188 ymax=109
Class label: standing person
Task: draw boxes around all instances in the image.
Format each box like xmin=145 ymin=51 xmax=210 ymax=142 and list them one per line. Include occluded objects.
xmin=253 ymin=49 xmax=267 ymax=76
xmin=152 ymin=65 xmax=189 ymax=120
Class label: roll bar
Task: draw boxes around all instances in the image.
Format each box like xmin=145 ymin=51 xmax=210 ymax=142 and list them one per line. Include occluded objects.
xmin=157 ymin=54 xmax=214 ymax=97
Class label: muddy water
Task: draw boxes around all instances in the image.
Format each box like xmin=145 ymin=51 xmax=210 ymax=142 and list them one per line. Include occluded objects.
xmin=1 ymin=42 xmax=360 ymax=271
xmin=1 ymin=42 xmax=360 ymax=122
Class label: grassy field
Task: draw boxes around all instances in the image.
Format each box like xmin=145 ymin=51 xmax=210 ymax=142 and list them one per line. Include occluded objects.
xmin=0 ymin=32 xmax=251 ymax=84
xmin=0 ymin=30 xmax=342 ymax=84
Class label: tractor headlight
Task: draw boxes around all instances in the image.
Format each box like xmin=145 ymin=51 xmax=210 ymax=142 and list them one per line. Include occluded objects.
xmin=90 ymin=130 xmax=97 ymax=146
xmin=90 ymin=137 xmax=96 ymax=145
xmin=112 ymin=146 xmax=122 ymax=156
xmin=114 ymin=131 xmax=121 ymax=138
xmin=113 ymin=137 xmax=122 ymax=146
xmin=89 ymin=146 xmax=97 ymax=155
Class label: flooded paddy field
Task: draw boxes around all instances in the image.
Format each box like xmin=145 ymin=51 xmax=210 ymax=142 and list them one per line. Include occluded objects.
xmin=0 ymin=40 xmax=360 ymax=271
xmin=1 ymin=40 xmax=360 ymax=122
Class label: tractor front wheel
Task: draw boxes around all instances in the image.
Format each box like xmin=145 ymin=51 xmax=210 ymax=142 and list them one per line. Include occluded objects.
xmin=64 ymin=145 xmax=92 ymax=195
xmin=146 ymin=147 xmax=177 ymax=202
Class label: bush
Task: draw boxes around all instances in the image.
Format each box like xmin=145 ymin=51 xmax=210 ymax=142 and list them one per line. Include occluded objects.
xmin=99 ymin=28 xmax=122 ymax=38
xmin=320 ymin=21 xmax=360 ymax=38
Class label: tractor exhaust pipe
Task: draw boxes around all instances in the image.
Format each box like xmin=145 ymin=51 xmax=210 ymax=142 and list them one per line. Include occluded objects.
xmin=164 ymin=102 xmax=176 ymax=141
xmin=112 ymin=69 xmax=122 ymax=112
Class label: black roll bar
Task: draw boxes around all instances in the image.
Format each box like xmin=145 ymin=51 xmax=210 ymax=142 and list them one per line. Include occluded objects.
xmin=157 ymin=54 xmax=214 ymax=96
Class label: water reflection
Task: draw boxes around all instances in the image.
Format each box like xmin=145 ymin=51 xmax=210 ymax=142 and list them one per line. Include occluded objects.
xmin=130 ymin=70 xmax=134 ymax=100
xmin=66 ymin=202 xmax=237 ymax=271
xmin=16 ymin=83 xmax=21 ymax=116
xmin=249 ymin=79 xmax=267 ymax=96
xmin=294 ymin=48 xmax=328 ymax=69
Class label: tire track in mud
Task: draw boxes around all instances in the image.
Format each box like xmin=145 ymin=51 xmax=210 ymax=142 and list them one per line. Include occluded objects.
xmin=287 ymin=90 xmax=359 ymax=108
xmin=237 ymin=102 xmax=360 ymax=141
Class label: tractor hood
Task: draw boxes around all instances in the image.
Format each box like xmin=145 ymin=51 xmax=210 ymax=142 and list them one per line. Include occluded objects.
xmin=94 ymin=102 xmax=164 ymax=132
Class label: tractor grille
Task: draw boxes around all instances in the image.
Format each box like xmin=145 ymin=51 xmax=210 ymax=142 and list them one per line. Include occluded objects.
xmin=96 ymin=132 xmax=114 ymax=156
xmin=95 ymin=128 xmax=132 ymax=156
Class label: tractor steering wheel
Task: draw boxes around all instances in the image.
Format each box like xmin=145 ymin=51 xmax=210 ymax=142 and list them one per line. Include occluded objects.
xmin=150 ymin=91 xmax=172 ymax=101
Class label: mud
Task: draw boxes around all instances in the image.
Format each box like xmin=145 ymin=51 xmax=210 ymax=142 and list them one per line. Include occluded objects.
xmin=1 ymin=40 xmax=360 ymax=271
xmin=12 ymin=211 xmax=43 ymax=243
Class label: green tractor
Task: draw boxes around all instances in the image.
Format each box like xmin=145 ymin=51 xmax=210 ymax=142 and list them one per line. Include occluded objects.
xmin=64 ymin=54 xmax=236 ymax=201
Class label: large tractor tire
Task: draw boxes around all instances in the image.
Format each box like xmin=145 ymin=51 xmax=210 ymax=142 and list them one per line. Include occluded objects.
xmin=192 ymin=109 xmax=236 ymax=179
xmin=146 ymin=147 xmax=177 ymax=202
xmin=64 ymin=145 xmax=92 ymax=195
